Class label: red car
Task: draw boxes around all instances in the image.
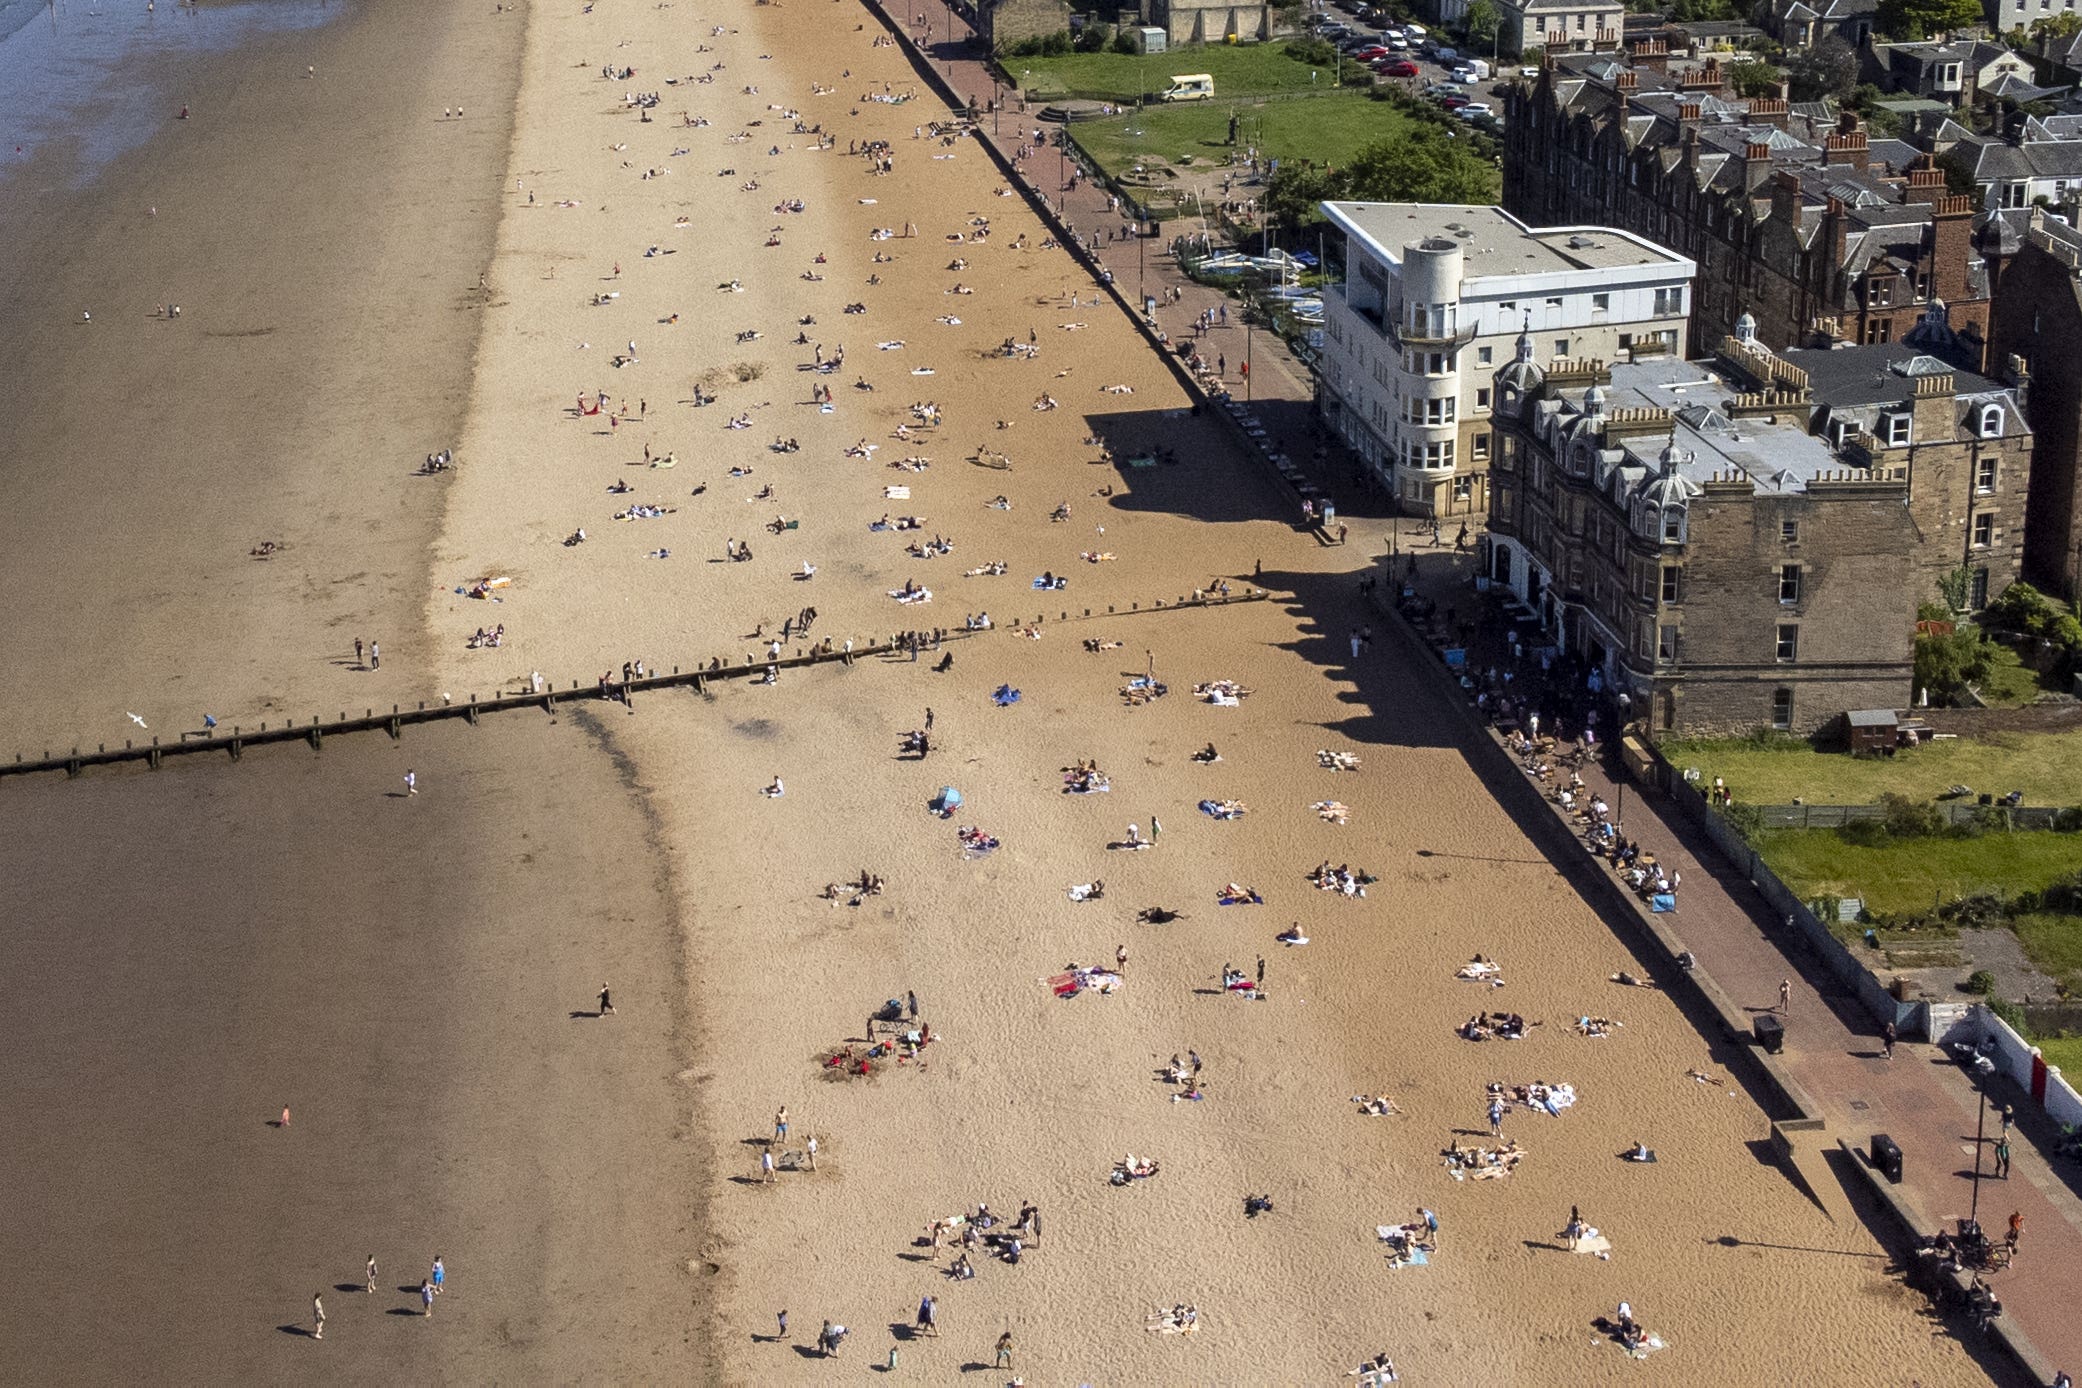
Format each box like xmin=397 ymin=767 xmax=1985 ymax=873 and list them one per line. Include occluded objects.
xmin=1354 ymin=45 xmax=1390 ymax=59
xmin=1439 ymin=92 xmax=1471 ymax=109
xmin=1378 ymin=58 xmax=1419 ymax=76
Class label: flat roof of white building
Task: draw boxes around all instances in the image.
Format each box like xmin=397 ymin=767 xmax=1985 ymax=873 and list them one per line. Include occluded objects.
xmin=1322 ymin=202 xmax=1690 ymax=280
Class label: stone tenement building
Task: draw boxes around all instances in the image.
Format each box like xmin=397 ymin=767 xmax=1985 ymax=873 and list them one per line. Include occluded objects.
xmin=1503 ymin=45 xmax=1995 ymax=366
xmin=1988 ymin=210 xmax=2082 ymax=598
xmin=1483 ymin=324 xmax=2032 ymax=735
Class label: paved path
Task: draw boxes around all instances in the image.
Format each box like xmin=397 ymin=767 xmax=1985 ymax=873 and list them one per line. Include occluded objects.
xmin=1398 ymin=547 xmax=2082 ymax=1383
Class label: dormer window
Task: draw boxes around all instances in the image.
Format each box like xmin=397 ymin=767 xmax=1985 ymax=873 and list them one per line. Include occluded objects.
xmin=1881 ymin=412 xmax=1911 ymax=447
xmin=1662 ymin=509 xmax=1686 ymax=543
xmin=1979 ymin=403 xmax=2003 ymax=439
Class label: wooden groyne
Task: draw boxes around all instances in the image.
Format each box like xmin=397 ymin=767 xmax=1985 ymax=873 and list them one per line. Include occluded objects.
xmin=2 ymin=588 xmax=1268 ymax=782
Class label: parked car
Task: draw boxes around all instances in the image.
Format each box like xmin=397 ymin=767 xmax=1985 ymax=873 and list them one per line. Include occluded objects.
xmin=1451 ymin=65 xmax=1476 ymax=82
xmin=1439 ymin=92 xmax=1471 ymax=109
xmin=1431 ymin=45 xmax=1458 ymax=63
xmin=1403 ymin=21 xmax=1427 ymax=36
xmin=1380 ymin=58 xmax=1419 ymax=75
xmin=1355 ymin=45 xmax=1390 ymax=58
xmin=1455 ymin=101 xmax=1493 ymax=118
xmin=1388 ymin=34 xmax=1410 ymax=48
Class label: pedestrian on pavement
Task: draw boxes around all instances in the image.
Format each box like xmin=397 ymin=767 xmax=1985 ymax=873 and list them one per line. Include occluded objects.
xmin=1778 ymin=978 xmax=1791 ymax=1014
xmin=2001 ymin=1103 xmax=2015 ymax=1136
xmin=366 ymin=1254 xmax=378 ymax=1293
xmin=312 ymin=1292 xmax=325 ymax=1340
xmin=1882 ymin=1021 xmax=1896 ymax=1059
xmin=2007 ymin=1209 xmax=2025 ymax=1252
xmin=995 ymin=1329 xmax=1014 ymax=1368
xmin=1994 ymin=1135 xmax=2012 ymax=1179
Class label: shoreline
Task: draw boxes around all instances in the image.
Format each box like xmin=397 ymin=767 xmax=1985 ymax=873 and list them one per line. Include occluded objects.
xmin=0 ymin=0 xmax=521 ymax=754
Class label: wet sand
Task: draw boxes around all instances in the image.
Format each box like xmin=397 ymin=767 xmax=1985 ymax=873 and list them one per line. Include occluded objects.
xmin=0 ymin=0 xmax=520 ymax=754
xmin=0 ymin=714 xmax=704 ymax=1381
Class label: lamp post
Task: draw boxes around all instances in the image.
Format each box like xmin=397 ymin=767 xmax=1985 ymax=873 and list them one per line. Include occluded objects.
xmin=1970 ymin=1085 xmax=1989 ymax=1230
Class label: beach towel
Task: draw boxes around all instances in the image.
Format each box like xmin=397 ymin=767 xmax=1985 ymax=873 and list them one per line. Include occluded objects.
xmin=991 ymin=685 xmax=1021 ymax=707
xmin=1032 ymin=576 xmax=1067 ymax=590
xmin=1651 ymin=893 xmax=1677 ymax=913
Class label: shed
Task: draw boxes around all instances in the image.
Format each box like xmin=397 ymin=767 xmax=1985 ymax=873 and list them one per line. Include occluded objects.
xmin=1843 ymin=708 xmax=1899 ymax=756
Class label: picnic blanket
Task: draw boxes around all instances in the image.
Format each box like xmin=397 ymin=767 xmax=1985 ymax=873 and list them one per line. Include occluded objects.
xmin=991 ymin=684 xmax=1021 ymax=707
xmin=1198 ymin=799 xmax=1246 ymax=820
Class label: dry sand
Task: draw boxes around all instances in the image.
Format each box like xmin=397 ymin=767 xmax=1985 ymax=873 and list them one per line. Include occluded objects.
xmin=0 ymin=0 xmax=2001 ymax=1379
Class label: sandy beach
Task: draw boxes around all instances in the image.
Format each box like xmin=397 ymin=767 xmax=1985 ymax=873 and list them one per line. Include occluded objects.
xmin=0 ymin=0 xmax=2007 ymax=1380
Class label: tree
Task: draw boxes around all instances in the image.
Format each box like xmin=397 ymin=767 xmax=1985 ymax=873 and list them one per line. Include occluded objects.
xmin=1876 ymin=0 xmax=1981 ymax=40
xmin=1465 ymin=0 xmax=1500 ymax=48
xmin=1914 ymin=627 xmax=1990 ymax=698
xmin=1787 ymin=34 xmax=1859 ymax=101
xmin=1262 ymin=127 xmax=1498 ymax=230
xmin=1728 ymin=59 xmax=1785 ymax=98
xmin=2032 ymin=10 xmax=2082 ymax=40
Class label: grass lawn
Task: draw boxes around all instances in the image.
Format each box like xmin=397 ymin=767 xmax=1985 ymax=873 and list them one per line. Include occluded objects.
xmin=2035 ymin=1033 xmax=2082 ymax=1078
xmin=1008 ymin=43 xmax=1345 ymax=100
xmin=1756 ymin=828 xmax=2082 ymax=918
xmin=1661 ymin=730 xmax=2082 ymax=808
xmin=1072 ymin=96 xmax=1475 ymax=189
xmin=1973 ymin=641 xmax=2066 ymax=707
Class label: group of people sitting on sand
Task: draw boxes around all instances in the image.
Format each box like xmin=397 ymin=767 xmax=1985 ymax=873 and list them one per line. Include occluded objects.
xmin=1444 ymin=1137 xmax=1525 ymax=1178
xmin=1459 ymin=1011 xmax=1532 ymax=1042
xmin=466 ymin=624 xmax=506 ymax=650
xmin=1307 ymin=861 xmax=1374 ymax=897
xmin=1063 ymin=760 xmax=1110 ymax=794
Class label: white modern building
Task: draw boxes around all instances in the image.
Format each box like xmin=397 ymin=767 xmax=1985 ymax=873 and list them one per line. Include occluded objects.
xmin=1316 ymin=203 xmax=1696 ymax=518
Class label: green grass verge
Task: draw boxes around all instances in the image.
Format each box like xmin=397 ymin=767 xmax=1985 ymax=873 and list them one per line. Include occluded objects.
xmin=1756 ymin=829 xmax=2082 ymax=918
xmin=1008 ymin=44 xmax=1342 ymax=100
xmin=1661 ymin=730 xmax=2082 ymax=808
xmin=1072 ymin=96 xmax=1450 ymax=187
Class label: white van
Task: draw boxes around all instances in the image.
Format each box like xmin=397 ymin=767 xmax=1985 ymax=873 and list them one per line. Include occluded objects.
xmin=1161 ymin=74 xmax=1215 ymax=101
xmin=1403 ymin=22 xmax=1427 ymax=36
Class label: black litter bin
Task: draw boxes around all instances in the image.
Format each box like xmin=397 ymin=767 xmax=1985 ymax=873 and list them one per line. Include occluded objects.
xmin=1871 ymin=1132 xmax=1904 ymax=1183
xmin=1754 ymin=1013 xmax=1785 ymax=1054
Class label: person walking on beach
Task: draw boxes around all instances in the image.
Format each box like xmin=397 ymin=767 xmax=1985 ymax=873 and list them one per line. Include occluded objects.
xmin=924 ymin=707 xmax=934 ymax=732
xmin=311 ymin=1292 xmax=324 ymax=1340
xmin=806 ymin=1134 xmax=818 ymax=1169
xmin=1994 ymin=1135 xmax=2012 ymax=1179
xmin=1256 ymin=955 xmax=1266 ymax=986
xmin=761 ymin=1150 xmax=777 ymax=1183
xmin=280 ymin=1105 xmax=292 ymax=1128
xmin=906 ymin=990 xmax=919 ymax=1021
xmin=366 ymin=1254 xmax=378 ymax=1293
xmin=370 ymin=641 xmax=380 ymax=670
xmin=917 ymin=1294 xmax=938 ymax=1337
xmin=404 ymin=770 xmax=417 ymax=796
xmin=777 ymin=1309 xmax=789 ymax=1341
xmin=355 ymin=637 xmax=364 ymax=667
xmin=774 ymin=1106 xmax=789 ymax=1144
xmin=1116 ymin=944 xmax=1128 ymax=972
xmin=1488 ymin=1096 xmax=1506 ymax=1138
xmin=599 ymin=983 xmax=615 ymax=1015
xmin=420 ymin=1279 xmax=435 ymax=1315
xmin=995 ymin=1329 xmax=1014 ymax=1369
xmin=430 ymin=1256 xmax=445 ymax=1298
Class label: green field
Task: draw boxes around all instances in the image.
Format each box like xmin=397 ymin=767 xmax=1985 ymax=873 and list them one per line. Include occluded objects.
xmin=1757 ymin=829 xmax=2082 ymax=917
xmin=1008 ymin=43 xmax=1347 ymax=100
xmin=1662 ymin=730 xmax=2082 ymax=808
xmin=1071 ymin=96 xmax=1471 ymax=186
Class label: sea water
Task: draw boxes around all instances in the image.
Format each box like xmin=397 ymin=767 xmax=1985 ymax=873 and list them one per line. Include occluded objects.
xmin=0 ymin=0 xmax=342 ymax=190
